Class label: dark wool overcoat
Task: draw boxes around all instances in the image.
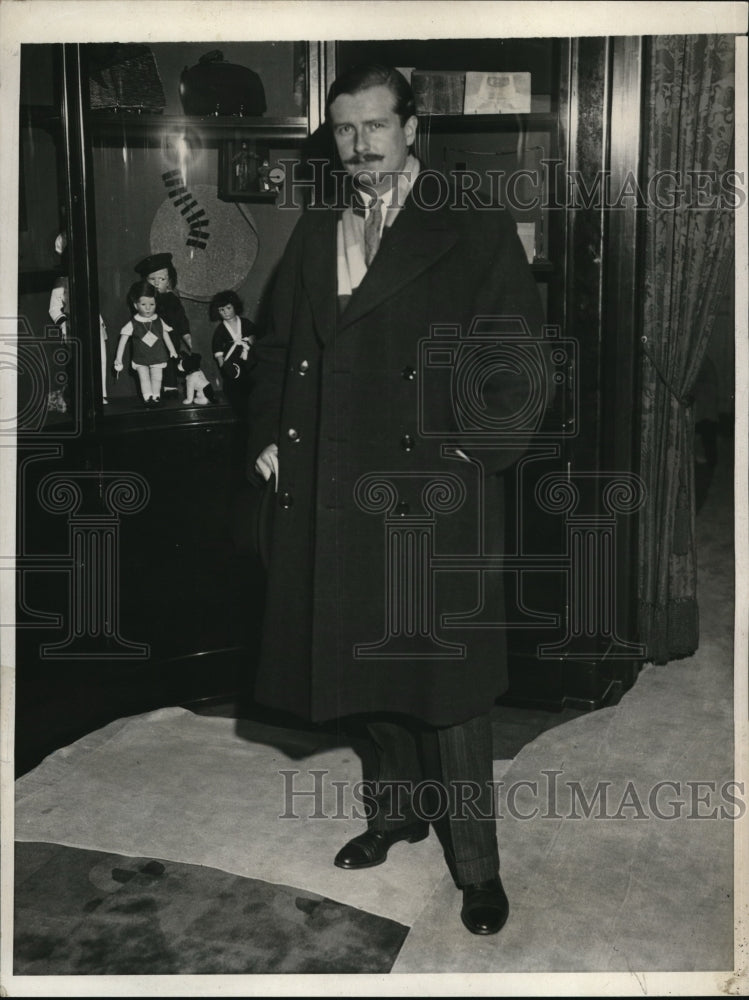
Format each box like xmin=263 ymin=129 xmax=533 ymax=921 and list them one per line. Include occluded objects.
xmin=247 ymin=171 xmax=546 ymax=727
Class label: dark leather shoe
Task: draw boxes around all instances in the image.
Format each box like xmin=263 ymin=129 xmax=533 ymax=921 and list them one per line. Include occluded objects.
xmin=334 ymin=822 xmax=429 ymax=870
xmin=460 ymin=877 xmax=509 ymax=935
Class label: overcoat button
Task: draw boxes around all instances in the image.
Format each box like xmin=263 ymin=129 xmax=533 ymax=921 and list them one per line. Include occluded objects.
xmin=298 ymin=360 xmax=309 ymax=374
xmin=400 ymin=434 xmax=415 ymax=451
xmin=395 ymin=501 xmax=410 ymax=516
xmin=401 ymin=366 xmax=416 ymax=380
xmin=279 ymin=492 xmax=293 ymax=509
xmin=288 ymin=428 xmax=300 ymax=442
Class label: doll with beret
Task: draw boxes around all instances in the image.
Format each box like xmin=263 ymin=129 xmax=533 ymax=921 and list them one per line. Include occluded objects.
xmin=134 ymin=252 xmax=191 ymax=395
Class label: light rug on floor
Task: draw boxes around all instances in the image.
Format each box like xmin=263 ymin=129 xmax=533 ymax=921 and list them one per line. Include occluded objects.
xmin=15 ymin=706 xmax=511 ymax=927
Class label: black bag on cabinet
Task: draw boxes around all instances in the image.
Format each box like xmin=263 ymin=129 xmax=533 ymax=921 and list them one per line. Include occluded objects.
xmin=179 ymin=50 xmax=267 ymax=116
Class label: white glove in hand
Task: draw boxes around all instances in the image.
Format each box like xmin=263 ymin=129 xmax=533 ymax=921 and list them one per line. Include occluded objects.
xmin=255 ymin=443 xmax=279 ymax=491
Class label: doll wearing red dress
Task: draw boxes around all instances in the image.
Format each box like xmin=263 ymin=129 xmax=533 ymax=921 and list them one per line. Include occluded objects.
xmin=114 ymin=280 xmax=178 ymax=407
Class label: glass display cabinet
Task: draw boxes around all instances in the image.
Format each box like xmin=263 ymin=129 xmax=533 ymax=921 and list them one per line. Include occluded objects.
xmin=15 ymin=37 xmax=644 ymax=770
xmin=16 ymin=41 xmax=319 ymax=768
xmin=20 ymin=42 xmax=316 ymax=430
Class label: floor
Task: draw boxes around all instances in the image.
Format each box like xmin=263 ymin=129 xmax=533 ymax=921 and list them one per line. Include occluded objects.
xmin=8 ymin=444 xmax=741 ymax=994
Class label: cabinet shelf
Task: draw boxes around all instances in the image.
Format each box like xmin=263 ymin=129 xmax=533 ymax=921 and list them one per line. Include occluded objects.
xmin=85 ymin=111 xmax=556 ymax=142
xmin=530 ymin=260 xmax=555 ymax=279
xmin=96 ymin=397 xmax=239 ymax=434
xmin=418 ymin=111 xmax=557 ymax=133
xmin=87 ymin=113 xmax=309 ymax=142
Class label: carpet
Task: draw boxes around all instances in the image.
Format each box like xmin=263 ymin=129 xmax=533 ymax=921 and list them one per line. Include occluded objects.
xmin=14 ymin=706 xmax=466 ymax=928
xmin=393 ymin=660 xmax=735 ymax=973
xmin=391 ymin=452 xmax=737 ymax=974
xmin=14 ymin=842 xmax=408 ymax=975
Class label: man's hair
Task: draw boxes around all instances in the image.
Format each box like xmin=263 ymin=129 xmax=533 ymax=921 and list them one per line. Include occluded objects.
xmin=325 ymin=63 xmax=416 ymax=124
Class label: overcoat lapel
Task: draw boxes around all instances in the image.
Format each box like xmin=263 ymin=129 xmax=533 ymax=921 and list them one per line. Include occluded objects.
xmin=301 ymin=210 xmax=339 ymax=345
xmin=301 ymin=184 xmax=459 ymax=342
xmin=340 ymin=202 xmax=458 ymax=330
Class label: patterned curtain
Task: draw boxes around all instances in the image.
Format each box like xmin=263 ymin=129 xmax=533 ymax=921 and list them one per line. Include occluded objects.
xmin=638 ymin=35 xmax=735 ymax=663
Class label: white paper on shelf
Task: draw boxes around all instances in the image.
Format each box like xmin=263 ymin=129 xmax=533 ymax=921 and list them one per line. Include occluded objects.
xmin=464 ymin=72 xmax=532 ymax=114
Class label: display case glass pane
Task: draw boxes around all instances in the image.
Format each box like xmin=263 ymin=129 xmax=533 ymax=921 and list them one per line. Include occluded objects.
xmin=83 ymin=42 xmax=306 ymax=416
xmin=16 ymin=44 xmax=78 ymax=436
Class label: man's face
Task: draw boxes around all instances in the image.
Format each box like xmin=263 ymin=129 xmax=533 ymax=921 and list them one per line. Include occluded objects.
xmin=147 ymin=268 xmax=171 ymax=294
xmin=329 ymin=84 xmax=417 ymax=195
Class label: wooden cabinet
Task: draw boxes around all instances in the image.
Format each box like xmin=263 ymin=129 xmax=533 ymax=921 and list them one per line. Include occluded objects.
xmin=15 ymin=42 xmax=313 ymax=770
xmin=15 ymin=37 xmax=645 ymax=770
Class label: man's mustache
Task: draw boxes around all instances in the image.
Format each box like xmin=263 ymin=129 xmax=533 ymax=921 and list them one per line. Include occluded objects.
xmin=345 ymin=154 xmax=384 ymax=165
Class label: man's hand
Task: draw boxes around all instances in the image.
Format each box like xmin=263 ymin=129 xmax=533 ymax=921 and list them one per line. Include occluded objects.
xmin=113 ymin=360 xmax=124 ymax=372
xmin=255 ymin=443 xmax=279 ymax=489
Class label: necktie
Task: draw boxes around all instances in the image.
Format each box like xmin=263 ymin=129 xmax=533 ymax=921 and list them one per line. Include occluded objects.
xmin=364 ymin=198 xmax=382 ymax=267
xmin=351 ymin=189 xmax=383 ymax=267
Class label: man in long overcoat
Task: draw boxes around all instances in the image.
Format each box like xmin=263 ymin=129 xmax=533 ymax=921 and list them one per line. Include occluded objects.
xmin=248 ymin=64 xmax=546 ymax=935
